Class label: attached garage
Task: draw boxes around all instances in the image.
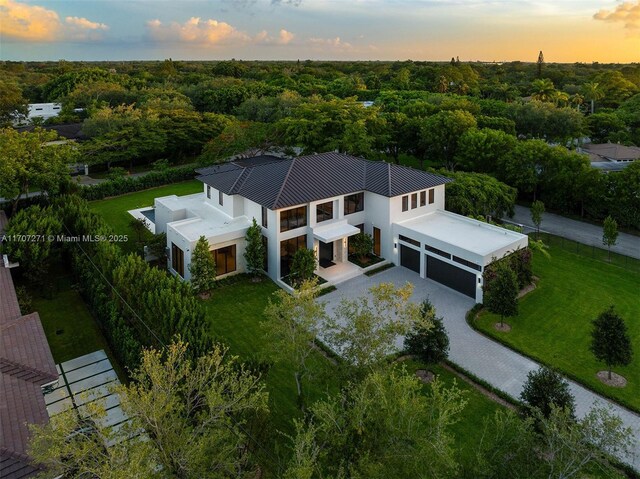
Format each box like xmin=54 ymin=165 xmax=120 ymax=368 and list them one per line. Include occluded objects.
xmin=400 ymin=244 xmax=421 ymax=273
xmin=426 ymin=254 xmax=476 ymax=298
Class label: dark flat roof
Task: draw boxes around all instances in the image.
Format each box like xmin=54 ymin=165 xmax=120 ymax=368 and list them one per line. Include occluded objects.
xmin=197 ymin=152 xmax=451 ymax=210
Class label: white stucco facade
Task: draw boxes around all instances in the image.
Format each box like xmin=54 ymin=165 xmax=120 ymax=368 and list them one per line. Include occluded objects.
xmin=150 ymin=172 xmax=527 ymax=303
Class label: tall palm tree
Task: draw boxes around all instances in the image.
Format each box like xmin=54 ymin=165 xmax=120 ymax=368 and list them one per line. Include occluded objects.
xmin=530 ymin=78 xmax=556 ymax=102
xmin=581 ymin=82 xmax=605 ymax=114
xmin=570 ymin=93 xmax=585 ymax=112
xmin=552 ymin=91 xmax=569 ymax=107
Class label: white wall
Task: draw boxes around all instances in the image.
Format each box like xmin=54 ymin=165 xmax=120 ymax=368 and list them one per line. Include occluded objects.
xmin=154 ymin=196 xmax=187 ymax=234
xmin=28 ymin=103 xmax=61 ymax=120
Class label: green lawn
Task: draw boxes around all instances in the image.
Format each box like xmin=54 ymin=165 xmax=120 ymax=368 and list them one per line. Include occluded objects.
xmin=201 ymin=276 xmax=340 ymax=434
xmin=89 ymin=180 xmax=201 ymax=253
xmin=475 ymin=244 xmax=640 ymax=411
xmin=202 ymin=275 xmax=514 ymax=474
xmin=26 ymin=269 xmax=127 ymax=380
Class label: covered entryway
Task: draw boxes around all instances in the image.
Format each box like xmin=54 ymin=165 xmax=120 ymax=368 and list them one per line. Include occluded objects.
xmin=426 ymin=255 xmax=476 ymax=298
xmin=400 ymin=245 xmax=420 ymax=273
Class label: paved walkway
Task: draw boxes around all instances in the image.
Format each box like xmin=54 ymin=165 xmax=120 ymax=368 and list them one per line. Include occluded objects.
xmin=507 ymin=205 xmax=640 ymax=259
xmin=321 ymin=267 xmax=640 ymax=469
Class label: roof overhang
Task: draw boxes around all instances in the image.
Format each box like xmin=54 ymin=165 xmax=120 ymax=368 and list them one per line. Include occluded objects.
xmin=313 ymin=221 xmax=361 ymax=243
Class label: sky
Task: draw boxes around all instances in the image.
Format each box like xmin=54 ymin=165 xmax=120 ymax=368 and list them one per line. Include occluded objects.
xmin=1 ymin=0 xmax=639 ymax=62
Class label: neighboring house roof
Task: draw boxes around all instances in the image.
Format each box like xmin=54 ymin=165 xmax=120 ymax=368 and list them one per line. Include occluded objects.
xmin=0 ymin=212 xmax=58 ymax=479
xmin=15 ymin=123 xmax=85 ymax=141
xmin=583 ymin=143 xmax=640 ymax=162
xmin=196 ymin=152 xmax=452 ymax=210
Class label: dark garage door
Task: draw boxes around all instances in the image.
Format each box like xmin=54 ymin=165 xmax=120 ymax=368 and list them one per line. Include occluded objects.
xmin=426 ymin=255 xmax=476 ymax=298
xmin=400 ymin=245 xmax=421 ymax=273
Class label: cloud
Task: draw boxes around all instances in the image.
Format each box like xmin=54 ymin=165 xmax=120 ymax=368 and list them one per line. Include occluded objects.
xmin=65 ymin=16 xmax=109 ymax=31
xmin=147 ymin=17 xmax=295 ymax=47
xmin=0 ymin=0 xmax=109 ymax=41
xmin=146 ymin=17 xmax=252 ymax=45
xmin=594 ymin=1 xmax=640 ymax=30
xmin=271 ymin=0 xmax=302 ymax=6
xmin=0 ymin=0 xmax=61 ymax=41
xmin=307 ymin=36 xmax=353 ymax=51
xmin=254 ymin=28 xmax=295 ymax=44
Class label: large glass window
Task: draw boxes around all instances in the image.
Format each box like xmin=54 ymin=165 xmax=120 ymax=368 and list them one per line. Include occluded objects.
xmin=219 ymin=191 xmax=224 ymax=206
xmin=344 ymin=192 xmax=364 ymax=215
xmin=420 ymin=191 xmax=426 ymax=207
xmin=280 ymin=235 xmax=307 ymax=277
xmin=214 ymin=245 xmax=236 ymax=276
xmin=429 ymin=189 xmax=435 ymax=204
xmin=316 ymin=201 xmax=334 ymax=223
xmin=411 ymin=193 xmax=418 ymax=209
xmin=280 ymin=206 xmax=307 ymax=232
xmin=262 ymin=206 xmax=268 ymax=228
xmin=402 ymin=195 xmax=409 ymax=212
xmin=171 ymin=243 xmax=184 ymax=278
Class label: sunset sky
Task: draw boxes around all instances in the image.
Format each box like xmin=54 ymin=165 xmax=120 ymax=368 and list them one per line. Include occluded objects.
xmin=1 ymin=0 xmax=639 ymax=62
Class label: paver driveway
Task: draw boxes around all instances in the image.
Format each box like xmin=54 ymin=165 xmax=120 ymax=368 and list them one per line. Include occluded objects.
xmin=320 ymin=266 xmax=640 ymax=469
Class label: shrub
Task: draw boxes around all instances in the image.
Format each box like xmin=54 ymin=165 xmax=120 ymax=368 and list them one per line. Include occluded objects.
xmin=404 ymin=299 xmax=449 ymax=364
xmin=350 ymin=232 xmax=374 ymax=262
xmin=520 ymin=366 xmax=576 ymax=420
xmin=290 ymin=248 xmax=316 ymax=286
xmin=79 ymin=165 xmax=196 ymax=201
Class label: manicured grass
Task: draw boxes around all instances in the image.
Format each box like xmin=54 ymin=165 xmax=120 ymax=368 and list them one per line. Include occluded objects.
xmin=475 ymin=244 xmax=640 ymax=411
xmin=405 ymin=361 xmax=505 ymax=469
xmin=201 ymin=276 xmax=340 ymax=434
xmin=202 ymin=276 xmax=519 ymax=474
xmin=89 ymin=180 xmax=201 ymax=253
xmin=26 ymin=269 xmax=127 ymax=380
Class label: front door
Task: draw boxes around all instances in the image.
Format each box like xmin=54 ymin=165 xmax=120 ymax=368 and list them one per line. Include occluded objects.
xmin=319 ymin=241 xmax=334 ymax=268
xmin=373 ymin=227 xmax=381 ymax=256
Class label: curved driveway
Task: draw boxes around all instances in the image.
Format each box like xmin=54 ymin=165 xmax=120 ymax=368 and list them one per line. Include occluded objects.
xmin=320 ymin=267 xmax=640 ymax=469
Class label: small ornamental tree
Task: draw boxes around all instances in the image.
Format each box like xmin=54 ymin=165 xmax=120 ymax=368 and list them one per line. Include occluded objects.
xmin=520 ymin=366 xmax=576 ymax=420
xmin=350 ymin=232 xmax=374 ymax=262
xmin=602 ymin=215 xmax=618 ymax=262
xmin=189 ymin=235 xmax=217 ymax=297
xmin=530 ymin=200 xmax=545 ymax=239
xmin=590 ymin=306 xmax=633 ymax=380
xmin=404 ymin=299 xmax=449 ymax=364
xmin=244 ymin=218 xmax=265 ymax=280
xmin=483 ymin=259 xmax=518 ymax=328
xmin=290 ymin=248 xmax=316 ymax=286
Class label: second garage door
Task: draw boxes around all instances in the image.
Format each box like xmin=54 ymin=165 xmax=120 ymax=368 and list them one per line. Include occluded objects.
xmin=400 ymin=244 xmax=421 ymax=273
xmin=426 ymin=254 xmax=476 ymax=298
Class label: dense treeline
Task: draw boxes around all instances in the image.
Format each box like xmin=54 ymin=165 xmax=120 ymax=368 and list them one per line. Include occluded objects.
xmin=5 ymin=196 xmax=212 ymax=369
xmin=1 ymin=59 xmax=639 ymax=229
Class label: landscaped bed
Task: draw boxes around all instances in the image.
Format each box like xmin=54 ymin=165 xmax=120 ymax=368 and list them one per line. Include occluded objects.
xmin=348 ymin=253 xmax=385 ymax=268
xmin=474 ymin=243 xmax=640 ymax=411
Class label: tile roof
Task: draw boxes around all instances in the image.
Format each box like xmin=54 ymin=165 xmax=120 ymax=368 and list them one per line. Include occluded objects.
xmin=197 ymin=152 xmax=451 ymax=210
xmin=0 ymin=213 xmax=58 ymax=479
xmin=0 ymin=313 xmax=58 ymax=385
xmin=583 ymin=143 xmax=640 ymax=162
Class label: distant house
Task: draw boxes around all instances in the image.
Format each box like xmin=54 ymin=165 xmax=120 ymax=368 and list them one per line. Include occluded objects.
xmin=0 ymin=212 xmax=58 ymax=479
xmin=27 ymin=103 xmax=62 ymax=121
xmin=149 ymin=153 xmax=528 ymax=303
xmin=579 ymin=143 xmax=640 ymax=172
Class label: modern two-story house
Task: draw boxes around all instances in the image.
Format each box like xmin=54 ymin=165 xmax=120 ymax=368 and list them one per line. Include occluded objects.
xmin=147 ymin=153 xmax=527 ymax=303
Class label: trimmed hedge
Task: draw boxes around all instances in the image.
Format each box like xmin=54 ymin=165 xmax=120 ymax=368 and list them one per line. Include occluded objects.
xmin=79 ymin=166 xmax=197 ymax=201
xmin=50 ymin=195 xmax=211 ymax=372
